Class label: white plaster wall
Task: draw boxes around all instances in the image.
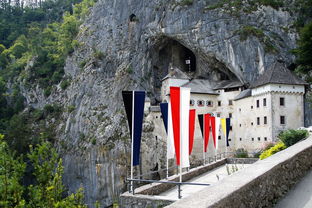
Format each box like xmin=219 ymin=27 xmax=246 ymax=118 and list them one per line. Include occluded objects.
xmin=233 ymin=93 xmax=273 ymax=152
xmin=271 ymin=92 xmax=305 ymax=139
xmin=252 ymin=84 xmax=305 ymax=96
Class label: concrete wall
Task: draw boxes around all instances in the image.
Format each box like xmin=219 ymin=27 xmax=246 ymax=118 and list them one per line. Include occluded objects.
xmin=167 ymin=136 xmax=312 ymax=208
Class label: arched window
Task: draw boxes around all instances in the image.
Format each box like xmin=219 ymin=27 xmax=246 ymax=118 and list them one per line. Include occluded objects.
xmin=190 ymin=99 xmax=195 ymax=106
xmin=197 ymin=100 xmax=204 ymax=107
xmin=206 ymin=100 xmax=213 ymax=107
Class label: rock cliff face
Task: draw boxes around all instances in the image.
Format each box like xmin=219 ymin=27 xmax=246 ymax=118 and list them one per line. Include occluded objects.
xmin=21 ymin=0 xmax=302 ymax=206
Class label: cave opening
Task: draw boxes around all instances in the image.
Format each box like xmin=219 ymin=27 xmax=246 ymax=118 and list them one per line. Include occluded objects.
xmin=151 ymin=38 xmax=197 ymax=103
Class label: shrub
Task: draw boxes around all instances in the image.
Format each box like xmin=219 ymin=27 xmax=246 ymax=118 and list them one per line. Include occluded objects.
xmin=67 ymin=105 xmax=76 ymax=113
xmin=43 ymin=87 xmax=52 ymax=97
xmin=60 ymin=79 xmax=70 ymax=90
xmin=234 ymin=148 xmax=248 ymax=158
xmin=259 ymin=142 xmax=286 ymax=160
xmin=278 ymin=129 xmax=309 ymax=147
xmin=179 ymin=0 xmax=193 ymax=6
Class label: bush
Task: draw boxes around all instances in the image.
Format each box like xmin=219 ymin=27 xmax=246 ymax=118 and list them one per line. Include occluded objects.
xmin=259 ymin=142 xmax=286 ymax=160
xmin=179 ymin=0 xmax=193 ymax=6
xmin=234 ymin=148 xmax=248 ymax=158
xmin=278 ymin=129 xmax=309 ymax=147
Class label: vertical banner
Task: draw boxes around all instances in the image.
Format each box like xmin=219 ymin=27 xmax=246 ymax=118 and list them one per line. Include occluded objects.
xmin=215 ymin=117 xmax=221 ymax=150
xmin=210 ymin=117 xmax=216 ymax=148
xmin=198 ymin=114 xmax=204 ymax=137
xmin=170 ymin=87 xmax=181 ymax=166
xmin=226 ymin=118 xmax=231 ymax=147
xmin=189 ymin=110 xmax=196 ymax=155
xmin=160 ymin=103 xmax=168 ymax=133
xmin=160 ymin=102 xmax=175 ymax=159
xmin=204 ymin=114 xmax=211 ymax=152
xmin=180 ymin=87 xmax=190 ymax=168
xmin=221 ymin=118 xmax=227 ymax=139
xmin=122 ymin=91 xmax=145 ymax=166
xmin=170 ymin=87 xmax=190 ymax=168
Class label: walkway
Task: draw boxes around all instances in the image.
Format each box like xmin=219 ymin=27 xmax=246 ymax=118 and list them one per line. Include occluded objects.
xmin=155 ymin=163 xmax=250 ymax=200
xmin=275 ymin=170 xmax=312 ymax=208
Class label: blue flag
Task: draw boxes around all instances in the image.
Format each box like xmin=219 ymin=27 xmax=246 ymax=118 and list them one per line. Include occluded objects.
xmin=122 ymin=91 xmax=145 ymax=166
xmin=160 ymin=103 xmax=168 ymax=133
xmin=226 ymin=118 xmax=231 ymax=147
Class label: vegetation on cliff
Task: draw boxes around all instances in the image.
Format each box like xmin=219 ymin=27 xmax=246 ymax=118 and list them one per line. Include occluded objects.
xmin=0 ymin=0 xmax=96 ymax=154
xmin=0 ymin=134 xmax=87 ymax=207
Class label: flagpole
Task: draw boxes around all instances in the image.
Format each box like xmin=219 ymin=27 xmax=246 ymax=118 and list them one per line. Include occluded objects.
xmin=166 ymin=154 xmax=169 ymax=179
xmin=130 ymin=92 xmax=135 ymax=193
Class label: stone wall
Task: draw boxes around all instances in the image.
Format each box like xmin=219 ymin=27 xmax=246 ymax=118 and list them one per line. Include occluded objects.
xmin=167 ymin=136 xmax=312 ymax=208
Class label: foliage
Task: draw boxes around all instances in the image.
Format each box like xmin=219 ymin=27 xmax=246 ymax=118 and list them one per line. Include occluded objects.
xmin=278 ymin=129 xmax=309 ymax=147
xmin=67 ymin=105 xmax=76 ymax=113
xmin=235 ymin=25 xmax=264 ymax=41
xmin=178 ymin=0 xmax=193 ymax=6
xmin=0 ymin=134 xmax=87 ymax=207
xmin=259 ymin=141 xmax=286 ymax=160
xmin=234 ymin=148 xmax=249 ymax=158
xmin=0 ymin=134 xmax=26 ymax=208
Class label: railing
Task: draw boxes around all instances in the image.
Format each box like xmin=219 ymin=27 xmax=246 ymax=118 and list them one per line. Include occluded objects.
xmin=126 ymin=178 xmax=210 ymax=199
xmin=126 ymin=152 xmax=234 ymax=199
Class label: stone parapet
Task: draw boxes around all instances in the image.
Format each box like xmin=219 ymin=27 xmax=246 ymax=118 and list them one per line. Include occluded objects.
xmin=167 ymin=136 xmax=312 ymax=208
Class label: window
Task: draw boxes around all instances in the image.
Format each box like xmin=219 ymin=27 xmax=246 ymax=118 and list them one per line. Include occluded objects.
xmin=218 ymin=101 xmax=221 ymax=106
xmin=229 ymin=138 xmax=231 ymax=141
xmin=280 ymin=97 xmax=285 ymax=106
xmin=280 ymin=116 xmax=286 ymax=125
xmin=217 ymin=113 xmax=221 ymax=117
xmin=218 ymin=136 xmax=221 ymax=140
xmin=251 ymin=106 xmax=253 ymax=109
xmin=256 ymin=100 xmax=260 ymax=108
xmin=251 ymin=122 xmax=254 ymax=126
xmin=252 ymin=138 xmax=254 ymax=141
xmin=229 ymin=100 xmax=233 ymax=105
xmin=197 ymin=100 xmax=204 ymax=107
xmin=229 ymin=113 xmax=232 ymax=118
xmin=263 ymin=98 xmax=267 ymax=107
xmin=190 ymin=99 xmax=195 ymax=106
xmin=239 ymin=124 xmax=241 ymax=127
xmin=240 ymin=138 xmax=242 ymax=141
xmin=264 ymin=137 xmax=267 ymax=141
xmin=264 ymin=116 xmax=267 ymax=124
xmin=239 ymin=108 xmax=241 ymax=112
xmin=230 ymin=126 xmax=233 ymax=131
xmin=257 ymin=117 xmax=260 ymax=125
xmin=206 ymin=100 xmax=213 ymax=107
xmin=258 ymin=137 xmax=261 ymax=141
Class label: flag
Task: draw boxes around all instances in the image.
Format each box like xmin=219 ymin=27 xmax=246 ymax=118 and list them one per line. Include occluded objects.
xmin=226 ymin=118 xmax=231 ymax=147
xmin=198 ymin=114 xmax=204 ymax=137
xmin=170 ymin=87 xmax=190 ymax=168
xmin=210 ymin=116 xmax=216 ymax=148
xmin=189 ymin=109 xmax=196 ymax=155
xmin=204 ymin=114 xmax=211 ymax=152
xmin=160 ymin=102 xmax=175 ymax=159
xmin=221 ymin=118 xmax=226 ymax=138
xmin=215 ymin=117 xmax=221 ymax=149
xmin=122 ymin=91 xmax=145 ymax=166
xmin=160 ymin=103 xmax=168 ymax=133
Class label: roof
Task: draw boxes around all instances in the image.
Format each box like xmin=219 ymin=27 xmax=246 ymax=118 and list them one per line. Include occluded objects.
xmin=181 ymin=79 xmax=219 ymax=95
xmin=234 ymin=89 xmax=252 ymax=101
xmin=213 ymin=80 xmax=244 ymax=90
xmin=161 ymin=67 xmax=190 ymax=81
xmin=251 ymin=61 xmax=307 ymax=88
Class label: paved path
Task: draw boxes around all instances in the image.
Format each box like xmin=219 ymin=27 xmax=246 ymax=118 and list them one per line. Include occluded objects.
xmin=155 ymin=164 xmax=250 ymax=200
xmin=275 ymin=170 xmax=312 ymax=208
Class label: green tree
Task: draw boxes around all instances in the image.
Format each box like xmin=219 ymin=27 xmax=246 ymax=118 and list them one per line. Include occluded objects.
xmin=0 ymin=134 xmax=26 ymax=208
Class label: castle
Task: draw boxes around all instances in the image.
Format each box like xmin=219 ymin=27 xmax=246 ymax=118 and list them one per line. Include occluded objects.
xmin=145 ymin=61 xmax=307 ymax=162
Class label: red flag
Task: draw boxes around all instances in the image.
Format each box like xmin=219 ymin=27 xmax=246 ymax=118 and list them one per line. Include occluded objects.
xmin=211 ymin=117 xmax=216 ymax=148
xmin=189 ymin=109 xmax=196 ymax=155
xmin=170 ymin=87 xmax=181 ymax=165
xmin=204 ymin=114 xmax=211 ymax=152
